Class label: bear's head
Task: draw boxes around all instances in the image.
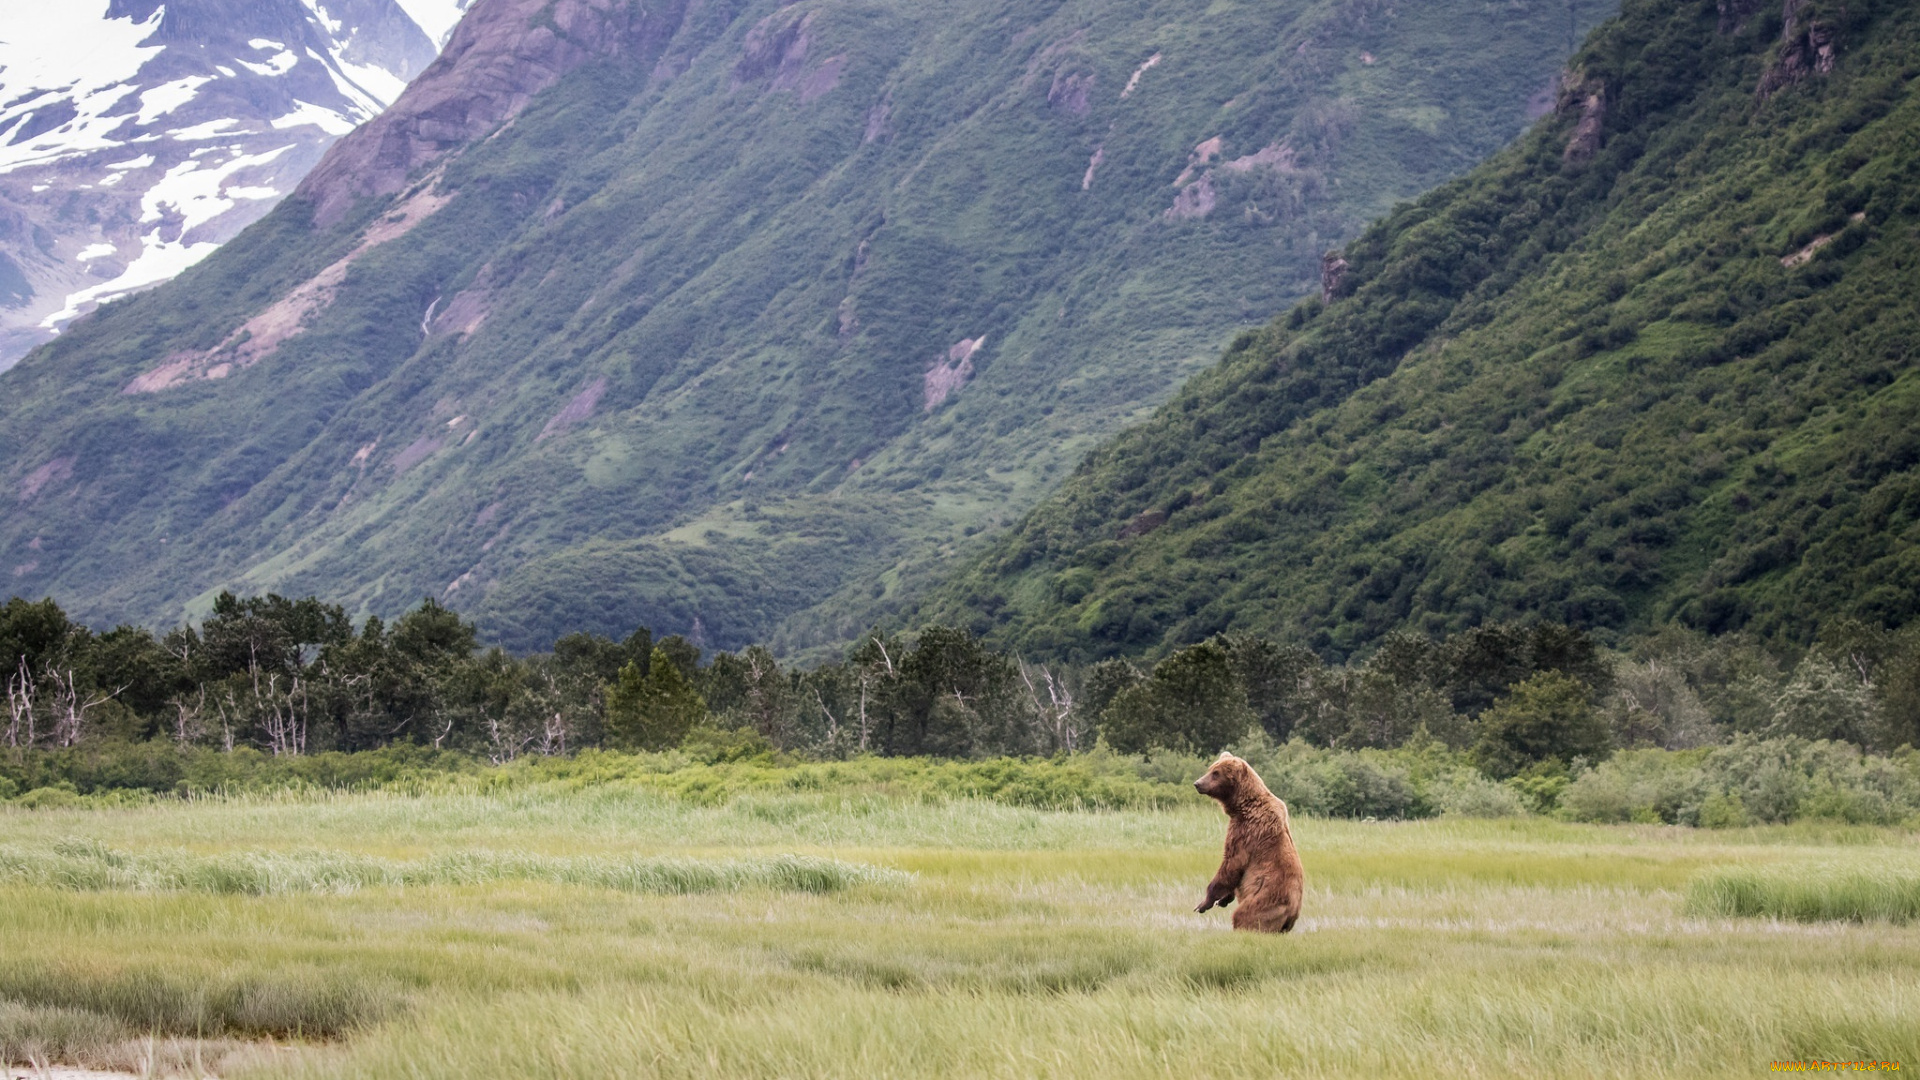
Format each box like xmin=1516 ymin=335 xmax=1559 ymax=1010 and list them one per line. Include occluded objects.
xmin=1194 ymin=752 xmax=1259 ymax=804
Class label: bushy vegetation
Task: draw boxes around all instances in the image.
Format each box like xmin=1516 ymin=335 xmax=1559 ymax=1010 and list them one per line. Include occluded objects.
xmin=929 ymin=0 xmax=1920 ymax=663
xmin=6 ymin=592 xmax=1918 ymax=826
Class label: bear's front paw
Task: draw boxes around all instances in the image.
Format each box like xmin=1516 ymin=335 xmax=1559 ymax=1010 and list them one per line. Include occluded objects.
xmin=1194 ymin=898 xmax=1213 ymax=913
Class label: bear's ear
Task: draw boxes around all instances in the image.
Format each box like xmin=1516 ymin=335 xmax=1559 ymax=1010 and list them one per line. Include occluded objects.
xmin=1215 ymin=750 xmax=1234 ymax=762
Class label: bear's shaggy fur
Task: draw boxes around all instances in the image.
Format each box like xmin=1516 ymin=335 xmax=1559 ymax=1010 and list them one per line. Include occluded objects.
xmin=1193 ymin=752 xmax=1305 ymax=932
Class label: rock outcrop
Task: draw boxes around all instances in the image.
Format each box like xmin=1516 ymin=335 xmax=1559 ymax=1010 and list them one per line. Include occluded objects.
xmin=297 ymin=0 xmax=691 ymax=229
xmin=1757 ymin=0 xmax=1837 ymax=99
xmin=1558 ymin=72 xmax=1606 ymax=165
xmin=1320 ymin=250 xmax=1348 ymax=303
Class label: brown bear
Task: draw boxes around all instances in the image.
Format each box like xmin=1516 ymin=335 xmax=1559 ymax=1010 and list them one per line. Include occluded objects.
xmin=1193 ymin=752 xmax=1305 ymax=933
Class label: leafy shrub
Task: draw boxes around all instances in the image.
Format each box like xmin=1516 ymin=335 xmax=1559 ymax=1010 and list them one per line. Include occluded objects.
xmin=1560 ymin=749 xmax=1710 ymax=824
xmin=1250 ymin=741 xmax=1430 ymax=820
xmin=12 ymin=784 xmax=83 ymax=811
xmin=1429 ymin=768 xmax=1529 ymax=818
xmin=1703 ymin=735 xmax=1920 ymax=825
xmin=1560 ymin=737 xmax=1920 ymax=825
xmin=1695 ymin=790 xmax=1748 ymax=828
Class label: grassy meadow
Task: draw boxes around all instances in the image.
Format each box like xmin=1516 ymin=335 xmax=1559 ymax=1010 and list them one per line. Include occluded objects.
xmin=2 ymin=779 xmax=1916 ymax=1078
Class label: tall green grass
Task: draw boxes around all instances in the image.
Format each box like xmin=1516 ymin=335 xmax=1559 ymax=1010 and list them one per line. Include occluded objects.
xmin=0 ymin=841 xmax=907 ymax=896
xmin=3 ymin=786 xmax=1918 ymax=1076
xmin=254 ymin=970 xmax=1920 ymax=1080
xmin=1686 ymin=866 xmax=1920 ymax=924
xmin=0 ymin=1001 xmax=128 ymax=1066
xmin=0 ymin=961 xmax=396 ymax=1040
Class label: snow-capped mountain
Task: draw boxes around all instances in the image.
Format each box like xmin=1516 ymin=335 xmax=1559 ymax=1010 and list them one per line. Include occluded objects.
xmin=0 ymin=0 xmax=469 ymax=368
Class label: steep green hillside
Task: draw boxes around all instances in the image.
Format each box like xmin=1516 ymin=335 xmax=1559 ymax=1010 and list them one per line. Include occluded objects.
xmin=926 ymin=0 xmax=1920 ymax=660
xmin=0 ymin=0 xmax=1603 ymax=655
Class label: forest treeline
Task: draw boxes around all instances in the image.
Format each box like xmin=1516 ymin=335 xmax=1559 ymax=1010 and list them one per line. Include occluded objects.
xmin=5 ymin=591 xmax=1919 ymax=824
xmin=8 ymin=591 xmax=1920 ymax=765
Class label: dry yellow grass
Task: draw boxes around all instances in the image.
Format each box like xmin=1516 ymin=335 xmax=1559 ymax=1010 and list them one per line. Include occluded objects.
xmin=1 ymin=784 xmax=1915 ymax=1077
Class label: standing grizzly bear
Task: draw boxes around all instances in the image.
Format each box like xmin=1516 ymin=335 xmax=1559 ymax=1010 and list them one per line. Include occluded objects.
xmin=1193 ymin=752 xmax=1305 ymax=933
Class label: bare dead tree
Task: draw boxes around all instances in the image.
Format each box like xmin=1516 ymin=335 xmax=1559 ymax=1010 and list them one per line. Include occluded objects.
xmin=520 ymin=667 xmax=572 ymax=758
xmin=538 ymin=707 xmax=567 ymax=757
xmin=6 ymin=656 xmax=35 ymax=749
xmin=1045 ymin=667 xmax=1078 ymax=751
xmin=482 ymin=667 xmax=553 ymax=765
xmin=813 ymin=685 xmax=842 ymax=752
xmin=257 ymin=670 xmax=311 ymax=757
xmin=485 ymin=706 xmax=537 ymax=765
xmin=43 ymin=667 xmax=118 ymax=748
xmin=856 ymin=675 xmax=870 ymax=751
xmin=171 ymin=687 xmax=207 ymax=747
xmin=742 ymin=647 xmax=793 ymax=747
xmin=851 ymin=637 xmax=897 ymax=753
xmin=213 ymin=681 xmax=241 ymax=752
xmin=1020 ymin=659 xmax=1079 ymax=752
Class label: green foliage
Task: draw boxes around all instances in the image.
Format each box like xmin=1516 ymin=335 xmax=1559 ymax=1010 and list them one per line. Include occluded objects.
xmin=12 ymin=784 xmax=83 ymax=811
xmin=0 ymin=596 xmax=81 ymax=676
xmin=1473 ymin=671 xmax=1611 ymax=778
xmin=1695 ymin=789 xmax=1749 ymax=828
xmin=0 ymin=0 xmax=1608 ymax=658
xmin=930 ymin=0 xmax=1920 ymax=663
xmin=9 ymin=725 xmax=1917 ymax=826
xmin=1558 ymin=748 xmax=1712 ymax=823
xmin=1100 ymin=640 xmax=1253 ymax=754
xmin=1295 ymin=666 xmax=1463 ymax=750
xmin=1251 ymin=741 xmax=1429 ymax=820
xmin=606 ymin=648 xmax=708 ymax=751
xmin=10 ymin=588 xmax=1920 ymax=835
xmin=1560 ymin=735 xmax=1920 ymax=824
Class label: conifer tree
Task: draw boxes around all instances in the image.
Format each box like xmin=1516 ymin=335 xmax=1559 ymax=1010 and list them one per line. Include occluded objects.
xmin=605 ymin=647 xmax=707 ymax=751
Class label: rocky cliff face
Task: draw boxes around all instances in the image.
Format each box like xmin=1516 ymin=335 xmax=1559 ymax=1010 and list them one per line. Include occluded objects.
xmin=0 ymin=0 xmax=445 ymax=368
xmin=1756 ymin=0 xmax=1838 ymax=99
xmin=298 ymin=0 xmax=690 ymax=228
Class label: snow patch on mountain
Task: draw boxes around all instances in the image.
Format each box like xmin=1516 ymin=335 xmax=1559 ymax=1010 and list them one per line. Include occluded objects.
xmin=0 ymin=0 xmax=449 ymax=368
xmin=392 ymin=0 xmax=472 ymax=47
xmin=274 ymin=100 xmax=358 ymax=135
xmin=0 ymin=8 xmax=164 ymax=173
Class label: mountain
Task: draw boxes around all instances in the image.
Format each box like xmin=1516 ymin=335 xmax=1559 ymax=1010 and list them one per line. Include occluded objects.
xmin=923 ymin=0 xmax=1920 ymax=661
xmin=0 ymin=0 xmax=460 ymax=368
xmin=0 ymin=0 xmax=1609 ymax=656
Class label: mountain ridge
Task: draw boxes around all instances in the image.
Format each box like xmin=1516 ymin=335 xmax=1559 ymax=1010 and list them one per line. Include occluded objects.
xmin=1 ymin=0 xmax=1611 ymax=657
xmin=920 ymin=0 xmax=1920 ymax=661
